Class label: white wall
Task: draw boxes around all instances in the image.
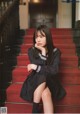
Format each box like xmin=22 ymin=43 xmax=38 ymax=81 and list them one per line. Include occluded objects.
xmin=57 ymin=0 xmax=72 ymax=28
xmin=76 ymin=2 xmax=80 ymax=21
xmin=19 ymin=0 xmax=29 ymax=29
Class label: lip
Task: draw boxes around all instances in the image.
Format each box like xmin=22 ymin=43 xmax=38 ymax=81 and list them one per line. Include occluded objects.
xmin=37 ymin=43 xmax=42 ymax=45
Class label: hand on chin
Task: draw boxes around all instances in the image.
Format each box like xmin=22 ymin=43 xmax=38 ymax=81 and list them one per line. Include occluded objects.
xmin=35 ymin=43 xmax=44 ymax=51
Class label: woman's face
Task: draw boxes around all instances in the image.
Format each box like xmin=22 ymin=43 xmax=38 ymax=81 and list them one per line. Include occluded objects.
xmin=35 ymin=31 xmax=47 ymax=47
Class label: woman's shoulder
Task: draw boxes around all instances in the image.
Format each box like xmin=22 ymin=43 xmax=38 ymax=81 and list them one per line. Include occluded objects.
xmin=28 ymin=46 xmax=35 ymax=54
xmin=28 ymin=46 xmax=35 ymax=51
xmin=28 ymin=46 xmax=39 ymax=58
xmin=53 ymin=47 xmax=61 ymax=54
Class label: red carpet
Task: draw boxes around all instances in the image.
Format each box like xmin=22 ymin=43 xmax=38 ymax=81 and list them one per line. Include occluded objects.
xmin=5 ymin=28 xmax=80 ymax=113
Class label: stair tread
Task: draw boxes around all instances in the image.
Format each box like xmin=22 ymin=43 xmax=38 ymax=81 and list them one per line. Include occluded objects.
xmin=5 ymin=102 xmax=32 ymax=113
xmin=24 ymin=35 xmax=73 ymax=38
xmin=21 ymin=43 xmax=75 ymax=46
xmin=5 ymin=102 xmax=80 ymax=113
xmin=17 ymin=54 xmax=78 ymax=60
xmin=12 ymin=66 xmax=80 ymax=73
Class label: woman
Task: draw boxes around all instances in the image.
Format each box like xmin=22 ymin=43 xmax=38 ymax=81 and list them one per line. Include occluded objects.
xmin=20 ymin=25 xmax=66 ymax=113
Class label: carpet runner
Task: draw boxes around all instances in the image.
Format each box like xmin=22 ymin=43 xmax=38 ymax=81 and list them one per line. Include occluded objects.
xmin=5 ymin=28 xmax=80 ymax=113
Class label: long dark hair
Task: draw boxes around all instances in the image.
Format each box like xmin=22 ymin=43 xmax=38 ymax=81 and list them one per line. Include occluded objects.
xmin=33 ymin=25 xmax=55 ymax=64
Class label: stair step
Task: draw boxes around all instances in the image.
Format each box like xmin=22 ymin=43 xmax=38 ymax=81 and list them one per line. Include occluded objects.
xmin=5 ymin=102 xmax=32 ymax=113
xmin=24 ymin=38 xmax=73 ymax=44
xmin=17 ymin=58 xmax=78 ymax=67
xmin=55 ymin=105 xmax=80 ymax=113
xmin=17 ymin=54 xmax=78 ymax=61
xmin=12 ymin=67 xmax=80 ymax=78
xmin=24 ymin=34 xmax=73 ymax=39
xmin=5 ymin=102 xmax=80 ymax=113
xmin=60 ymin=48 xmax=76 ymax=55
xmin=12 ymin=67 xmax=80 ymax=84
xmin=56 ymin=44 xmax=75 ymax=49
xmin=6 ymin=84 xmax=80 ymax=106
xmin=60 ymin=67 xmax=80 ymax=74
xmin=13 ymin=71 xmax=80 ymax=85
xmin=26 ymin=28 xmax=72 ymax=36
xmin=20 ymin=44 xmax=32 ymax=54
xmin=6 ymin=84 xmax=26 ymax=103
xmin=53 ymin=38 xmax=73 ymax=44
xmin=21 ymin=43 xmax=75 ymax=48
xmin=61 ymin=60 xmax=78 ymax=67
xmin=50 ymin=28 xmax=72 ymax=32
xmin=24 ymin=35 xmax=73 ymax=40
xmin=12 ymin=67 xmax=29 ymax=78
xmin=12 ymin=67 xmax=29 ymax=83
xmin=51 ymin=31 xmax=72 ymax=35
xmin=26 ymin=29 xmax=35 ymax=35
xmin=61 ymin=54 xmax=78 ymax=61
xmin=17 ymin=55 xmax=78 ymax=67
xmin=20 ymin=44 xmax=76 ymax=54
xmin=60 ymin=74 xmax=80 ymax=85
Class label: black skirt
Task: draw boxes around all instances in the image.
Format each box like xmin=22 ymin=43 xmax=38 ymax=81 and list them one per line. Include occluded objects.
xmin=20 ymin=70 xmax=66 ymax=102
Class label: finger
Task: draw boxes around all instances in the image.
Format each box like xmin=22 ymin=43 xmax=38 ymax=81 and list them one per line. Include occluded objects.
xmin=27 ymin=68 xmax=30 ymax=72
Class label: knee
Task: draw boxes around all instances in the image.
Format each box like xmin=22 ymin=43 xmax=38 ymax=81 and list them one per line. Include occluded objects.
xmin=33 ymin=82 xmax=46 ymax=97
xmin=34 ymin=90 xmax=38 ymax=97
xmin=42 ymin=88 xmax=51 ymax=100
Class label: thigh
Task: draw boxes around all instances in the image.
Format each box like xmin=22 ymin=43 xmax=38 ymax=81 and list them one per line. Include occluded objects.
xmin=34 ymin=82 xmax=46 ymax=94
xmin=42 ymin=87 xmax=51 ymax=98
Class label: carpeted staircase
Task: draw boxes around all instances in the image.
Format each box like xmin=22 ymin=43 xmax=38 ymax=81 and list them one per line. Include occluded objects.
xmin=5 ymin=28 xmax=80 ymax=113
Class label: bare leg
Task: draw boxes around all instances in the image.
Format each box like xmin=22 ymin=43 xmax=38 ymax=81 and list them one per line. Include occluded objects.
xmin=33 ymin=82 xmax=46 ymax=103
xmin=32 ymin=82 xmax=46 ymax=113
xmin=42 ymin=87 xmax=54 ymax=113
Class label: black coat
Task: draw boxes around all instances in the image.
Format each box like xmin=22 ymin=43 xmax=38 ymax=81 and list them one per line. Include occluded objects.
xmin=20 ymin=47 xmax=66 ymax=102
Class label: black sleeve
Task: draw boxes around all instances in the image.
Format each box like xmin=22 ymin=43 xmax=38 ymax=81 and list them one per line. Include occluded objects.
xmin=28 ymin=47 xmax=47 ymax=65
xmin=36 ymin=50 xmax=61 ymax=75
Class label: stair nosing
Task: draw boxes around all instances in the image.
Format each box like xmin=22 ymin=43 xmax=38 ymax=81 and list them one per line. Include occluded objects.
xmin=13 ymin=65 xmax=79 ymax=69
xmin=5 ymin=101 xmax=80 ymax=107
xmin=5 ymin=101 xmax=32 ymax=105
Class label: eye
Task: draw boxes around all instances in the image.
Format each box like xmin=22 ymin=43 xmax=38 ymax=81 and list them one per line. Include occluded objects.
xmin=35 ymin=35 xmax=43 ymax=39
xmin=35 ymin=35 xmax=38 ymax=39
xmin=40 ymin=35 xmax=43 ymax=38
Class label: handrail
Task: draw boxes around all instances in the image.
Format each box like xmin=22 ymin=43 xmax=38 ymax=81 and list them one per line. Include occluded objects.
xmin=0 ymin=0 xmax=20 ymax=106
